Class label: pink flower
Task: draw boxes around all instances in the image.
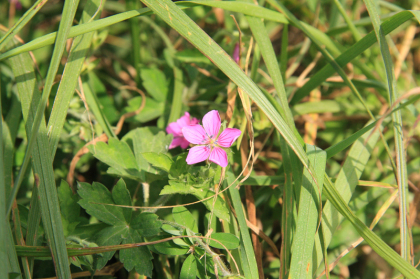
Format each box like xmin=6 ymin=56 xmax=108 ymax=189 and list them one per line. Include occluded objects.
xmin=182 ymin=110 xmax=241 ymax=167
xmin=166 ymin=112 xmax=199 ymax=149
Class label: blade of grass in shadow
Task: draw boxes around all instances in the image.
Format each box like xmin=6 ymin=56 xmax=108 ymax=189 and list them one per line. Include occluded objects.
xmin=290 ymin=10 xmax=420 ymax=105
xmin=0 ymin=0 xmax=49 ymax=51
xmin=363 ymin=0 xmax=411 ymax=262
xmin=226 ymin=170 xmax=259 ymax=279
xmin=289 ymin=145 xmax=326 ymax=278
xmin=47 ymin=0 xmax=105 ymax=156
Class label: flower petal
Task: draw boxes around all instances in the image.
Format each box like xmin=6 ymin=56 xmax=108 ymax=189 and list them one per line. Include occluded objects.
xmin=166 ymin=122 xmax=182 ymax=136
xmin=169 ymin=137 xmax=185 ymax=149
xmin=186 ymin=145 xmax=211 ymax=165
xmin=209 ymin=147 xmax=228 ymax=167
xmin=182 ymin=125 xmax=208 ymax=144
xmin=177 ymin=112 xmax=192 ymax=127
xmin=180 ymin=138 xmax=191 ymax=149
xmin=217 ymin=128 xmax=241 ymax=147
xmin=202 ymin=110 xmax=221 ymax=139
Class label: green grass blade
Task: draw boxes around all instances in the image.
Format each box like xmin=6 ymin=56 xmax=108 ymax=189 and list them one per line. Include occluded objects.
xmin=167 ymin=65 xmax=184 ymax=124
xmin=312 ymin=124 xmax=380 ymax=274
xmin=8 ymin=0 xmax=83 ymax=271
xmin=242 ymin=1 xmax=294 ymax=129
xmin=291 ymin=10 xmax=420 ymax=105
xmin=0 ymin=0 xmax=48 ymax=51
xmin=6 ymin=223 xmax=21 ymax=277
xmin=226 ymin=170 xmax=259 ymax=279
xmin=7 ymin=0 xmax=81 ymax=215
xmin=289 ymin=145 xmax=326 ymax=279
xmin=126 ymin=0 xmax=141 ymax=84
xmin=323 ymin=175 xmax=420 ymax=278
xmin=47 ymin=0 xmax=104 ymax=156
xmin=82 ymin=73 xmax=116 ymax=138
xmin=363 ymin=0 xmax=411 ymax=262
xmin=278 ymin=136 xmax=296 ymax=278
xmin=9 ymin=48 xmax=72 ymax=278
xmin=0 ymin=76 xmax=9 ymax=279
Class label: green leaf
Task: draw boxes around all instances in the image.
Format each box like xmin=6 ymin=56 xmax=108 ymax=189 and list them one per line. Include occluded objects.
xmin=153 ymin=239 xmax=189 ymax=255
xmin=123 ymin=96 xmax=165 ymax=123
xmin=169 ymin=153 xmax=191 ymax=179
xmin=161 ymin=182 xmax=229 ymax=222
xmin=78 ymin=182 xmax=128 ymax=226
xmin=140 ymin=67 xmax=168 ymax=102
xmin=142 ymin=152 xmax=173 ymax=172
xmin=88 ymin=138 xmax=143 ymax=181
xmin=131 ymin=213 xmax=162 ymax=237
xmin=58 ymin=180 xmax=80 ymax=236
xmin=123 ymin=128 xmax=173 ymax=176
xmin=112 ymin=179 xmax=132 ymax=223
xmin=180 ymin=254 xmax=197 ymax=279
xmin=208 ymin=233 xmax=240 ymax=250
xmin=94 ymin=225 xmax=128 ymax=270
xmin=172 ymin=207 xmax=198 ymax=233
xmin=120 ymin=229 xmax=153 ymax=277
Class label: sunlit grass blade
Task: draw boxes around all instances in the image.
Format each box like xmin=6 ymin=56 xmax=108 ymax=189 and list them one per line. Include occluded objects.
xmin=8 ymin=0 xmax=82 ymax=276
xmin=226 ymin=171 xmax=259 ymax=279
xmin=0 ymin=0 xmax=48 ymax=51
xmin=291 ymin=10 xmax=420 ymax=105
xmin=47 ymin=0 xmax=104 ymax=156
xmin=363 ymin=0 xmax=411 ymax=262
xmin=322 ymin=175 xmax=420 ymax=278
xmin=312 ymin=124 xmax=380 ymax=274
xmin=241 ymin=0 xmax=294 ymax=129
xmin=289 ymin=145 xmax=326 ymax=278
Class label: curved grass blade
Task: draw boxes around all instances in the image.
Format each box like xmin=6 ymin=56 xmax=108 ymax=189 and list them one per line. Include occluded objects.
xmin=323 ymin=175 xmax=420 ymax=278
xmin=363 ymin=0 xmax=411 ymax=262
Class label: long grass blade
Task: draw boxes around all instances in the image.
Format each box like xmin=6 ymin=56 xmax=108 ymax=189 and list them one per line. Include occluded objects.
xmin=363 ymin=0 xmax=411 ymax=262
xmin=226 ymin=171 xmax=259 ymax=279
